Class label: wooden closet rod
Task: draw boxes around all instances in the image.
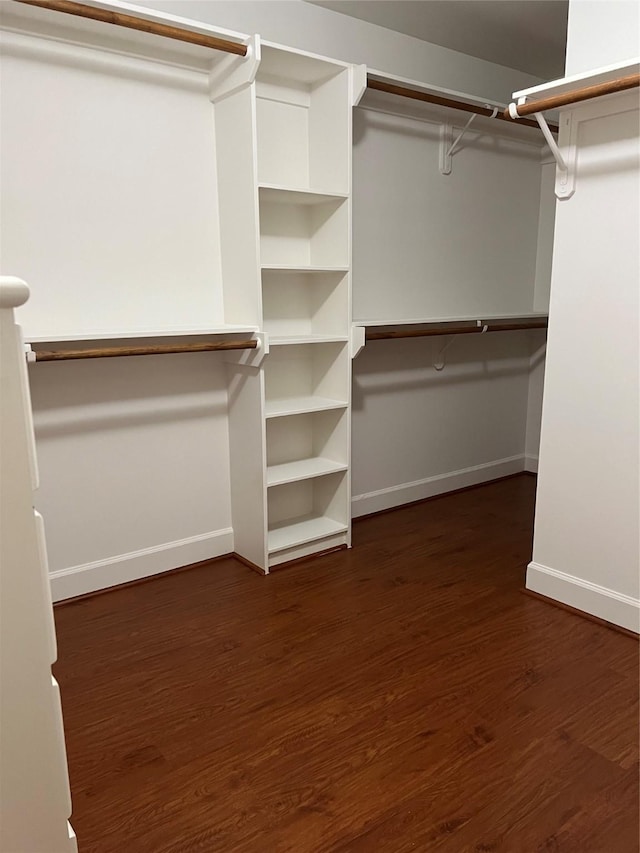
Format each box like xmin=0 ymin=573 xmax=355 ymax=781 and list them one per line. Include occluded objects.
xmin=33 ymin=340 xmax=258 ymax=361
xmin=365 ymin=320 xmax=548 ymax=341
xmin=12 ymin=0 xmax=249 ymax=55
xmin=505 ymin=72 xmax=640 ymax=120
xmin=367 ymin=76 xmax=558 ymax=133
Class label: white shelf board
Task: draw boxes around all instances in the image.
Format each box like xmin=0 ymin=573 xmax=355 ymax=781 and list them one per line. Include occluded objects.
xmin=367 ymin=68 xmax=507 ymax=111
xmin=268 ymin=514 xmax=348 ymax=553
xmin=261 ymin=265 xmax=349 ymax=274
xmin=259 ymin=185 xmax=349 ymax=205
xmin=25 ymin=325 xmax=257 ymax=344
xmin=267 ymin=457 xmax=348 ymax=487
xmin=513 ymin=58 xmax=640 ymax=102
xmin=265 ymin=396 xmax=348 ymax=419
xmin=354 ymin=312 xmax=548 ymax=328
xmin=1 ymin=0 xmax=249 ymax=72
xmin=260 ymin=41 xmax=349 ymax=85
xmin=270 ymin=335 xmax=349 ymax=345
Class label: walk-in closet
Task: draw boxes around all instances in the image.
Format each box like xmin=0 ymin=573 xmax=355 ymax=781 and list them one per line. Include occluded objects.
xmin=1 ymin=0 xmax=638 ymax=849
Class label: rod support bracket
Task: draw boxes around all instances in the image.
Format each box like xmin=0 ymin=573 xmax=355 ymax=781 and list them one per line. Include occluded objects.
xmin=433 ymin=335 xmax=455 ymax=371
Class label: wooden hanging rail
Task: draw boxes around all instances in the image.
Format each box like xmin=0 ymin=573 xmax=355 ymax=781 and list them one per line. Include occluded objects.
xmin=364 ymin=319 xmax=548 ymax=341
xmin=32 ymin=340 xmax=258 ymax=361
xmin=12 ymin=0 xmax=249 ymax=55
xmin=506 ymin=72 xmax=640 ymax=120
xmin=367 ymin=75 xmax=558 ymax=133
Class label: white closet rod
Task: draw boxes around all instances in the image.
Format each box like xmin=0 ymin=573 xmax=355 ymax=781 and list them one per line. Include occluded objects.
xmin=12 ymin=0 xmax=249 ymax=55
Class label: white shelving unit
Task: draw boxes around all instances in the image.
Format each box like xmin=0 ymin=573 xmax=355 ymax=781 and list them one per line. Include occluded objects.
xmin=258 ymin=46 xmax=355 ymax=568
xmin=215 ymin=41 xmax=358 ymax=571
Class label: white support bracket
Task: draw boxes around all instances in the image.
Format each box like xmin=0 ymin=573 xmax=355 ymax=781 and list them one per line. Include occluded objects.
xmin=351 ymin=324 xmax=366 ymax=359
xmin=439 ymin=123 xmax=453 ymax=175
xmin=440 ymin=107 xmax=498 ymax=175
xmin=209 ymin=33 xmax=261 ymax=103
xmin=223 ymin=331 xmax=268 ymax=367
xmin=433 ymin=320 xmax=487 ymax=370
xmin=510 ymin=97 xmax=575 ymax=200
xmin=533 ymin=110 xmax=575 ymax=197
xmin=433 ymin=335 xmax=454 ymax=370
xmin=23 ymin=342 xmax=36 ymax=363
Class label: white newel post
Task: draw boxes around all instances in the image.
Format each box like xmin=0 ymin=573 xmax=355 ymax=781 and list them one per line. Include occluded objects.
xmin=0 ymin=277 xmax=77 ymax=852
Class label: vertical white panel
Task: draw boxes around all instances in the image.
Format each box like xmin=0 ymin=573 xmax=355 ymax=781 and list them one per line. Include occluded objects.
xmin=216 ymin=85 xmax=262 ymax=325
xmin=0 ymin=284 xmax=75 ymax=852
xmin=531 ymin=94 xmax=640 ymax=629
xmin=309 ymin=70 xmax=350 ymax=192
xmin=226 ymin=365 xmax=268 ymax=570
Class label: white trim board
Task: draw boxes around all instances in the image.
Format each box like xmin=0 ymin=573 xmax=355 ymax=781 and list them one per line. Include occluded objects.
xmin=527 ymin=562 xmax=640 ymax=634
xmin=525 ymin=455 xmax=539 ymax=473
xmin=50 ymin=528 xmax=233 ymax=602
xmin=351 ymin=455 xmax=526 ymax=518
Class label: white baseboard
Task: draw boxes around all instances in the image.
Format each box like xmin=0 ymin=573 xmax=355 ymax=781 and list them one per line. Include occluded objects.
xmin=351 ymin=455 xmax=526 ymax=518
xmin=524 ymin=454 xmax=539 ymax=473
xmin=527 ymin=561 xmax=640 ymax=634
xmin=50 ymin=528 xmax=234 ymax=602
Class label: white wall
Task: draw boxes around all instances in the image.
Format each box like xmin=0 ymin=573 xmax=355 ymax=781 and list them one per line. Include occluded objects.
xmin=528 ymin=1 xmax=640 ymax=631
xmin=349 ymin=91 xmax=552 ymax=512
xmin=1 ymin=1 xmax=549 ymax=597
xmin=565 ymin=0 xmax=640 ymax=74
xmin=28 ymin=354 xmax=233 ymax=600
xmin=352 ymin=333 xmax=533 ymax=516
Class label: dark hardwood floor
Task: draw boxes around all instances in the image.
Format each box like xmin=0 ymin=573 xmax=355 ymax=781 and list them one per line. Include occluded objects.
xmin=53 ymin=475 xmax=639 ymax=852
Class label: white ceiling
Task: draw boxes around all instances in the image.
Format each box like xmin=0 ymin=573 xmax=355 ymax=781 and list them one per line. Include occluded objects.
xmin=305 ymin=1 xmax=569 ymax=79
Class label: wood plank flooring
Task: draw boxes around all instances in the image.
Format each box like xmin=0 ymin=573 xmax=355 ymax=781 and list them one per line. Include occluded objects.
xmin=53 ymin=475 xmax=639 ymax=852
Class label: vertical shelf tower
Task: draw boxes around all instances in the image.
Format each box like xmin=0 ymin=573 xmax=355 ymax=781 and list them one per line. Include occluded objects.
xmin=212 ymin=40 xmax=365 ymax=572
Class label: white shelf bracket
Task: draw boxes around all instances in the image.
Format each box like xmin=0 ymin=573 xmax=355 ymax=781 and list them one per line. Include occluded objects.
xmin=522 ymin=108 xmax=575 ymax=200
xmin=351 ymin=325 xmax=366 ymax=359
xmin=23 ymin=342 xmax=36 ymax=364
xmin=440 ymin=107 xmax=497 ymax=175
xmin=439 ymin=123 xmax=453 ymax=175
xmin=534 ymin=111 xmax=566 ymax=169
xmin=209 ymin=33 xmax=261 ymax=103
xmin=433 ymin=335 xmax=455 ymax=370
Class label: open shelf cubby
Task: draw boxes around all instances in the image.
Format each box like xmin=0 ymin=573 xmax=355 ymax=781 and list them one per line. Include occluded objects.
xmin=259 ymin=190 xmax=349 ymax=268
xmin=267 ymin=470 xmax=349 ymax=555
xmin=264 ymin=341 xmax=349 ymax=418
xmin=262 ymin=268 xmax=349 ymax=340
xmin=266 ymin=408 xmax=348 ymax=486
xmin=256 ymin=46 xmax=349 ymax=193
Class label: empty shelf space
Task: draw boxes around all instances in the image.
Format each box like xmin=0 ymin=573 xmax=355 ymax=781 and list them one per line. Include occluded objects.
xmin=268 ymin=515 xmax=348 ymax=553
xmin=262 ymin=268 xmax=349 ymax=339
xmin=258 ymin=44 xmax=349 ymax=87
xmin=264 ymin=342 xmax=350 ymax=416
xmin=267 ymin=457 xmax=348 ymax=487
xmin=259 ymin=185 xmax=348 ymax=205
xmin=265 ymin=396 xmax=348 ymax=418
